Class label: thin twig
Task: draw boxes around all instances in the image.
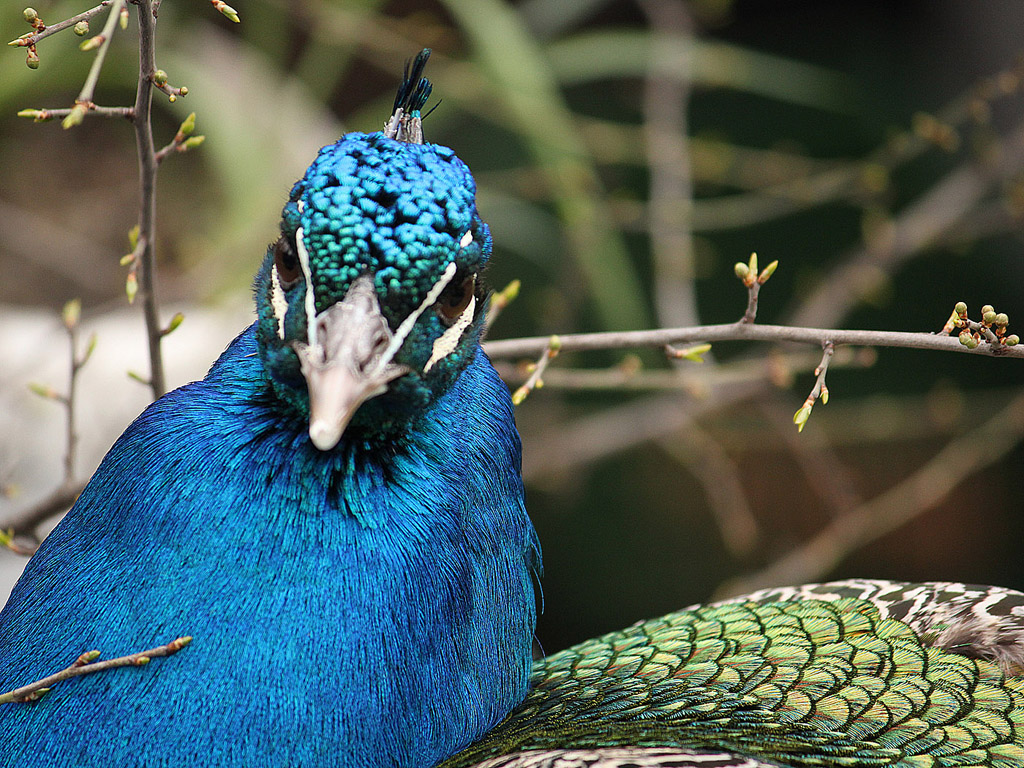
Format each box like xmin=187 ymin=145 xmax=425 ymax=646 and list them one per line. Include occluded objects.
xmin=484 ymin=322 xmax=1024 ymax=360
xmin=7 ymin=2 xmax=114 ymax=48
xmin=792 ymin=342 xmax=834 ymax=432
xmin=0 ymin=637 xmax=192 ymax=704
xmin=133 ymin=0 xmax=166 ymax=398
xmin=18 ymin=106 xmax=133 ymax=122
xmin=64 ymin=0 xmax=127 ymax=129
xmin=511 ymin=337 xmax=561 ymax=406
xmin=716 ymin=390 xmax=1024 ymax=598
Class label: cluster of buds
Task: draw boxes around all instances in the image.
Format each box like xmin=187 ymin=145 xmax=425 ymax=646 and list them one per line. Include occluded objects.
xmin=733 ymin=252 xmax=778 ymax=287
xmin=944 ymin=302 xmax=1019 ymax=349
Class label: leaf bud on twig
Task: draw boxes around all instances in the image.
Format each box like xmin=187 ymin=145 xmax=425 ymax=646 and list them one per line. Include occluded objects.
xmin=74 ymin=21 xmax=89 ymax=36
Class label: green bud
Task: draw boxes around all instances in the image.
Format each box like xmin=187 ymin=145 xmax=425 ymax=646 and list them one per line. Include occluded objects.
xmin=958 ymin=331 xmax=972 ymax=346
xmin=1006 ymin=335 xmax=1019 ymax=346
xmin=983 ymin=310 xmax=997 ymax=324
xmin=954 ymin=301 xmax=967 ymax=315
xmin=178 ymin=86 xmax=189 ymax=96
xmin=128 ymin=224 xmax=140 ymax=250
xmin=982 ymin=304 xmax=994 ymax=315
xmin=748 ymin=252 xmax=758 ymax=276
xmin=74 ymin=20 xmax=89 ymax=35
xmin=995 ymin=313 xmax=1009 ymax=326
xmin=126 ymin=272 xmax=138 ymax=304
xmin=793 ymin=405 xmax=812 ymax=433
xmin=62 ymin=103 xmax=87 ymax=130
xmin=62 ymin=298 xmax=81 ymax=329
xmin=79 ymin=34 xmax=104 ymax=52
xmin=214 ymin=1 xmax=241 ymax=23
xmin=26 ymin=49 xmax=39 ymax=68
xmin=179 ymin=111 xmax=196 ymax=137
xmin=733 ymin=262 xmax=749 ymax=280
xmin=83 ymin=333 xmax=98 ymax=364
xmin=27 ymin=382 xmax=56 ymax=400
xmin=182 ymin=135 xmax=205 ymax=150
xmin=162 ymin=312 xmax=185 ymax=337
xmin=23 ymin=7 xmax=38 ymax=23
xmin=119 ymin=6 xmax=128 ymax=29
xmin=758 ymin=259 xmax=779 ymax=284
xmin=153 ymin=69 xmax=168 ymax=86
xmin=965 ymin=336 xmax=980 ymax=349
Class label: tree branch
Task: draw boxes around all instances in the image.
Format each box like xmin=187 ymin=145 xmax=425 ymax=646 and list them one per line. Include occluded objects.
xmin=484 ymin=322 xmax=1024 ymax=360
xmin=0 ymin=637 xmax=192 ymax=704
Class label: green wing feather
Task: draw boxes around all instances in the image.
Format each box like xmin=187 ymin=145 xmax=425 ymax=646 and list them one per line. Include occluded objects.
xmin=444 ymin=592 xmax=1024 ymax=768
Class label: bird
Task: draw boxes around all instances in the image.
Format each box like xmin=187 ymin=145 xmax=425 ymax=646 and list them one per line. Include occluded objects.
xmin=2 ymin=49 xmax=1024 ymax=768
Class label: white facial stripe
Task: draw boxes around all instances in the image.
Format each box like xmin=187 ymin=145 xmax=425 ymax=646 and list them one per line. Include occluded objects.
xmin=294 ymin=227 xmax=318 ymax=346
xmin=271 ymin=266 xmax=288 ymax=340
xmin=373 ymin=261 xmax=458 ymax=376
xmin=424 ymin=294 xmax=476 ymax=373
xmin=460 ymin=230 xmax=473 ymax=248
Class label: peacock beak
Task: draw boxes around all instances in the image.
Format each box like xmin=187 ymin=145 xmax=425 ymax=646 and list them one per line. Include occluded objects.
xmin=294 ymin=276 xmax=408 ymax=451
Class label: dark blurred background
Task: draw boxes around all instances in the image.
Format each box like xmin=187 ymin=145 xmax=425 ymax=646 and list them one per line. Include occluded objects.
xmin=0 ymin=0 xmax=1022 ymax=656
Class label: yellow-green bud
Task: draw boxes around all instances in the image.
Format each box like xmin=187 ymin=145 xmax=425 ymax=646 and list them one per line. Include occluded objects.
xmin=983 ymin=310 xmax=997 ymax=324
xmin=178 ymin=86 xmax=188 ymax=96
xmin=23 ymin=7 xmax=38 ymax=23
xmin=26 ymin=49 xmax=39 ymax=68
xmin=79 ymin=34 xmax=104 ymax=51
xmin=182 ymin=135 xmax=205 ymax=150
xmin=995 ymin=313 xmax=1009 ymax=326
xmin=61 ymin=103 xmax=87 ymax=129
xmin=954 ymin=301 xmax=967 ymax=315
xmin=982 ymin=304 xmax=994 ymax=315
xmin=958 ymin=331 xmax=972 ymax=346
xmin=179 ymin=112 xmax=196 ymax=137
xmin=734 ymin=262 xmax=750 ymax=280
xmin=62 ymin=299 xmax=81 ymax=329
xmin=758 ymin=259 xmax=779 ymax=283
xmin=1006 ymin=335 xmax=1019 ymax=346
xmin=153 ymin=69 xmax=168 ymax=86
xmin=965 ymin=336 xmax=980 ymax=349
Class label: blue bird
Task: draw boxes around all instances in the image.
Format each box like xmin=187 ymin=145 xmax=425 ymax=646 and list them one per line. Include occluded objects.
xmin=3 ymin=50 xmax=1024 ymax=768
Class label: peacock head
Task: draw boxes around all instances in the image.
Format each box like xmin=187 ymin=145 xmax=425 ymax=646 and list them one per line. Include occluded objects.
xmin=254 ymin=129 xmax=491 ymax=450
xmin=253 ymin=51 xmax=493 ymax=449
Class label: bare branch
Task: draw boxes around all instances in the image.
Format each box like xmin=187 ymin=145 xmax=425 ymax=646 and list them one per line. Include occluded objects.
xmin=0 ymin=637 xmax=192 ymax=704
xmin=484 ymin=322 xmax=1024 ymax=360
xmin=18 ymin=106 xmax=133 ymax=122
xmin=641 ymin=0 xmax=698 ymax=328
xmin=7 ymin=2 xmax=114 ymax=48
xmin=511 ymin=337 xmax=561 ymax=406
xmin=133 ymin=0 xmax=166 ymax=398
xmin=0 ymin=479 xmax=88 ymax=545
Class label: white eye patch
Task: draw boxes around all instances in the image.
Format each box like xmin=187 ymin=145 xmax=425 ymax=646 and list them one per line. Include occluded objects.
xmin=294 ymin=227 xmax=318 ymax=346
xmin=271 ymin=266 xmax=289 ymax=340
xmin=424 ymin=294 xmax=476 ymax=373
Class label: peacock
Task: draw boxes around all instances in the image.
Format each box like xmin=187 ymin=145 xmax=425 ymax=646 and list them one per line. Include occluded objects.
xmin=2 ymin=49 xmax=1024 ymax=768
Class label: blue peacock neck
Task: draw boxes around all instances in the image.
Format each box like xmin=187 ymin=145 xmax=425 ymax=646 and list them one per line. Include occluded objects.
xmin=0 ymin=325 xmax=539 ymax=767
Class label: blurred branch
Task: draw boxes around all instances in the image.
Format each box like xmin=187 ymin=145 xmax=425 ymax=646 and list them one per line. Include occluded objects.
xmin=717 ymin=389 xmax=1024 ymax=598
xmin=7 ymin=2 xmax=114 ymax=49
xmin=641 ymin=0 xmax=698 ymax=328
xmin=791 ymin=117 xmax=1024 ymax=329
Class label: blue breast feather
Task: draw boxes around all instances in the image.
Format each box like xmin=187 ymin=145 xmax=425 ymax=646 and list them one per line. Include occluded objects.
xmin=0 ymin=324 xmax=540 ymax=767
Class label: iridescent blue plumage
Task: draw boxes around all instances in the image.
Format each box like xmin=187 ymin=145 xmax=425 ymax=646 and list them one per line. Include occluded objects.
xmin=0 ymin=99 xmax=538 ymax=765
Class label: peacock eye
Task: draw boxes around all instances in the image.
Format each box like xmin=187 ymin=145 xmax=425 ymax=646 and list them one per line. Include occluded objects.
xmin=274 ymin=237 xmax=302 ymax=289
xmin=436 ymin=273 xmax=476 ymax=325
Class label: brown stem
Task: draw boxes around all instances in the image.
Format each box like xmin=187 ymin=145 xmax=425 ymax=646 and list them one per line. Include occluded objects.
xmin=133 ymin=0 xmax=165 ymax=398
xmin=484 ymin=322 xmax=1024 ymax=360
xmin=10 ymin=2 xmax=114 ymax=47
xmin=0 ymin=637 xmax=192 ymax=704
